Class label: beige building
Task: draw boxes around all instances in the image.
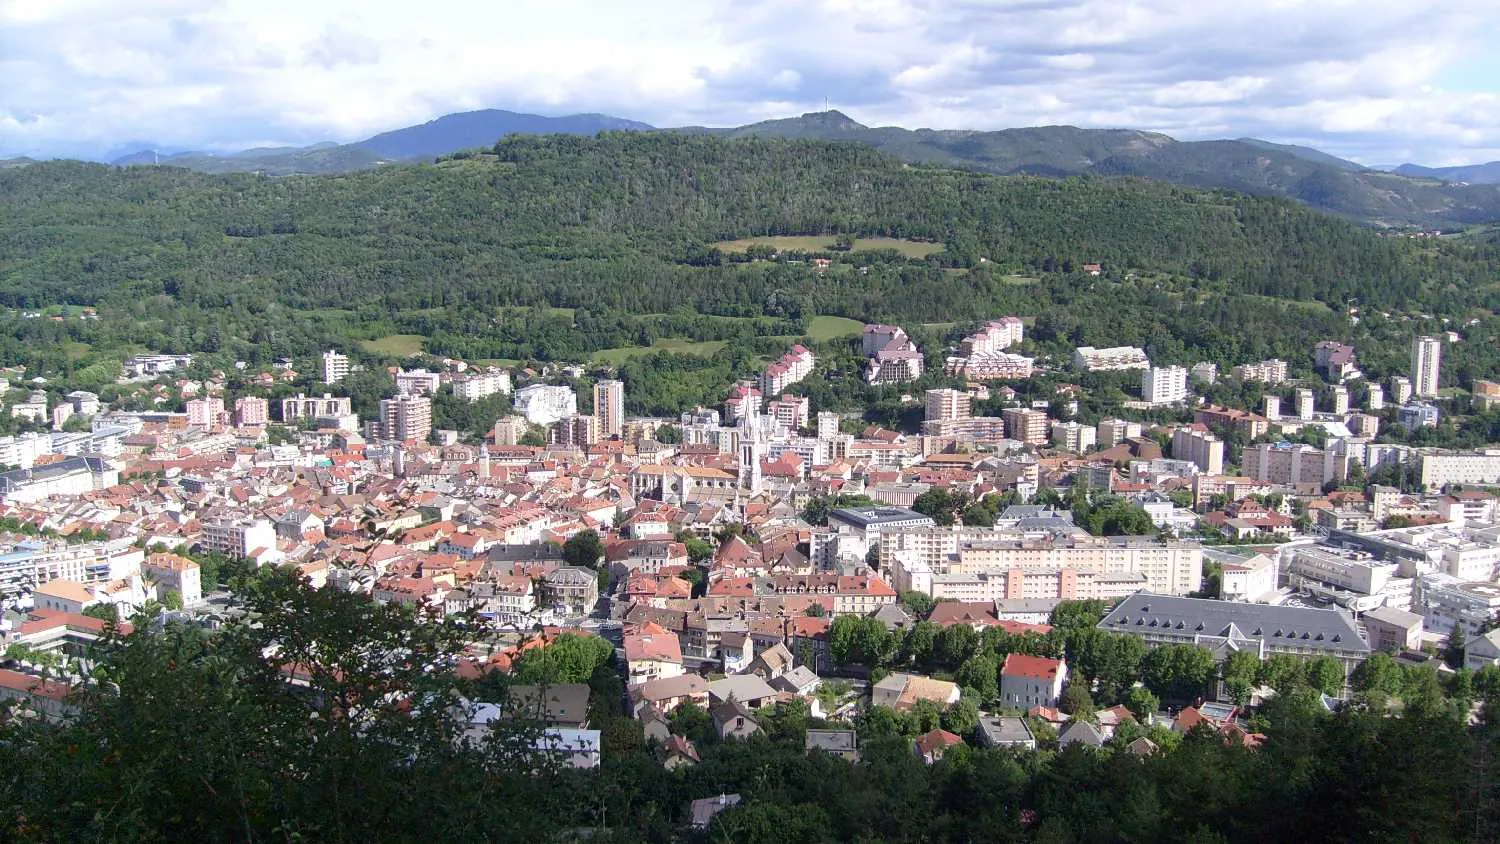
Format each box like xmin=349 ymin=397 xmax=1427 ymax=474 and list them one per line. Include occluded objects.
xmin=593 ymin=380 xmax=625 ymax=438
xmin=1002 ymin=408 xmax=1049 ymax=445
xmin=379 ymin=394 xmax=433 ymax=443
xmin=924 ymin=388 xmax=970 ymax=423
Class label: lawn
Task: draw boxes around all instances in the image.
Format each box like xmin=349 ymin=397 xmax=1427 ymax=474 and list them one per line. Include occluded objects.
xmin=360 ymin=334 xmax=426 ymax=357
xmin=591 ymin=338 xmax=727 ymax=365
xmin=711 ymin=235 xmax=944 ymax=258
xmin=806 ymin=315 xmax=866 ymax=341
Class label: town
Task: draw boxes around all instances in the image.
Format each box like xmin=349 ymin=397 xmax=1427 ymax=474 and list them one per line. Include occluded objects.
xmin=1 ymin=310 xmax=1497 ymax=827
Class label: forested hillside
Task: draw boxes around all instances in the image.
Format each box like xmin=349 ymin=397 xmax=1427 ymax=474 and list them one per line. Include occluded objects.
xmin=2 ymin=133 xmax=1500 ymax=414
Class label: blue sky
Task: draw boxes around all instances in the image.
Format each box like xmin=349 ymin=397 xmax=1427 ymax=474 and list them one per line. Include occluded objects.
xmin=2 ymin=0 xmax=1498 ymax=165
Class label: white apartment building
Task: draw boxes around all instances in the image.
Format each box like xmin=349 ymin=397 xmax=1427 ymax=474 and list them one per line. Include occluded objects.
xmin=233 ymin=396 xmax=270 ymax=427
xmin=1142 ymin=365 xmax=1189 ymax=406
xmin=1331 ymin=385 xmax=1349 ymax=415
xmin=1050 ymin=421 xmax=1096 ymax=455
xmin=395 ymin=368 xmax=442 ymax=396
xmin=1096 ymin=419 xmax=1142 ymax=449
xmin=1073 ymin=346 xmax=1149 ymax=372
xmin=1232 ymin=359 xmax=1289 ymax=384
xmin=1419 ymin=450 xmax=1500 ymax=490
xmin=142 ymin=552 xmax=203 ymax=606
xmin=1296 ymin=389 xmax=1315 ymax=420
xmin=925 ymin=389 xmax=971 ymax=423
xmin=1367 ymin=384 xmax=1384 ymax=411
xmin=452 ymin=370 xmax=512 ymax=402
xmin=281 ymin=393 xmax=353 ymax=423
xmin=1002 ymin=408 xmax=1049 ymax=445
xmin=199 ymin=518 xmax=277 ymax=559
xmin=944 ymin=352 xmax=1035 ymax=381
xmin=960 ymin=317 xmax=1024 ymax=354
xmin=593 ymin=380 xmax=625 ymax=438
xmin=1241 ymin=442 xmax=1337 ymax=486
xmin=0 ymin=433 xmax=53 ymax=470
xmin=761 ymin=346 xmax=815 ymax=395
xmin=0 ymin=456 xmax=118 ymax=504
xmin=122 ymin=354 xmax=192 ymax=378
xmin=1416 ymin=573 xmax=1500 ymax=637
xmin=1412 ymin=335 xmax=1442 ymax=398
xmin=0 ymin=538 xmax=143 ymax=598
xmin=379 ymin=394 xmax=433 ymax=443
xmin=514 ymin=384 xmax=578 ymax=427
xmin=321 ymin=350 xmax=350 ymax=384
xmin=1390 ymin=376 xmax=1413 ymax=405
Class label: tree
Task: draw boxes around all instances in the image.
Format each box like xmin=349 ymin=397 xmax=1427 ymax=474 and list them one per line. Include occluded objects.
xmin=900 ymin=590 xmax=935 ymax=618
xmin=1049 ymin=600 xmax=1108 ymax=629
xmin=943 ymin=696 xmax=980 ymax=736
xmin=912 ymin=488 xmax=967 ymax=526
xmin=936 ymin=623 xmax=979 ymax=669
xmin=903 ymin=620 xmax=939 ymax=669
xmin=1302 ymin=655 xmax=1345 ymax=697
xmin=1060 ymin=683 xmax=1096 ymax=720
xmin=1141 ymin=644 xmax=1217 ymax=702
xmin=81 ymin=603 xmax=119 ymax=623
xmin=828 ymin=615 xmax=890 ymax=667
xmin=1222 ymin=650 xmax=1262 ymax=705
xmin=562 ymin=529 xmax=604 ymax=569
xmin=1257 ymin=653 xmax=1306 ymax=692
xmin=652 ymin=424 xmax=682 ymax=444
xmin=1351 ymin=652 xmax=1404 ymax=697
xmin=1125 ymin=686 xmax=1160 ymax=722
xmin=1446 ymin=625 xmax=1468 ymax=670
xmin=954 ymin=653 xmax=998 ymax=703
xmin=668 ymin=701 xmax=713 ymax=744
xmin=510 ymin=633 xmax=615 ymax=684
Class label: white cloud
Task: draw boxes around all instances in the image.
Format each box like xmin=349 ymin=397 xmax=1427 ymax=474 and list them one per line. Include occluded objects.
xmin=0 ymin=0 xmax=1497 ymax=164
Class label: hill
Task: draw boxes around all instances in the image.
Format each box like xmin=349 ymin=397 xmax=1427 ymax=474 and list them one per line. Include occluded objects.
xmin=702 ymin=112 xmax=1500 ymax=227
xmin=1395 ymin=161 xmax=1500 ymax=185
xmin=357 ymin=109 xmax=653 ymax=160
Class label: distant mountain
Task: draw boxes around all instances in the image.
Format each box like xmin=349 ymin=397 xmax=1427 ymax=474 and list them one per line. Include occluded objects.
xmin=1236 ymin=138 xmax=1366 ymax=172
xmin=1394 ymin=161 xmax=1500 ymax=185
xmin=701 ymin=111 xmax=1500 ymax=227
xmin=0 ymin=157 xmax=37 ymax=170
xmin=355 ymin=109 xmax=654 ymax=160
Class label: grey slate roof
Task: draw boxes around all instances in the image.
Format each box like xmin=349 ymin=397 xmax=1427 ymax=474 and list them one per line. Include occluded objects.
xmin=828 ymin=507 xmax=933 ymax=529
xmin=1098 ymin=592 xmax=1369 ymax=655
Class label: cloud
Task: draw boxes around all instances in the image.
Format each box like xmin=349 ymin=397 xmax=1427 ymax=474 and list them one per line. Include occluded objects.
xmin=0 ymin=0 xmax=1497 ymax=164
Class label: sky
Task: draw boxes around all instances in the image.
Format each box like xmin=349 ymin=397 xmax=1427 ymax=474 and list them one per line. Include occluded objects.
xmin=2 ymin=0 xmax=1498 ymax=165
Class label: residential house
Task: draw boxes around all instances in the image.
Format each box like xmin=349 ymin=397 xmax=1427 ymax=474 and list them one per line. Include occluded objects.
xmin=708 ymin=674 xmax=779 ymax=710
xmin=661 ymin=734 xmax=700 ymax=770
xmin=1057 ymin=720 xmax=1105 ymax=749
xmin=630 ymin=674 xmax=709 ymax=715
xmin=914 ymin=728 xmax=965 ymax=764
xmin=1000 ymin=654 xmax=1068 ymax=709
xmin=1465 ymin=629 xmax=1500 ymax=671
xmin=806 ymin=729 xmax=860 ymax=761
xmin=976 ymin=715 xmax=1036 ymax=750
xmin=689 ymin=794 xmax=742 ymax=830
xmin=710 ymin=698 xmax=761 ymax=740
xmin=623 ymin=628 xmax=685 ymax=685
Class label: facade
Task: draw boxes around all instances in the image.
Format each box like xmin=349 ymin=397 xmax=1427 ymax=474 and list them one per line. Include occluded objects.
xmin=1314 ymin=341 xmax=1359 ymax=382
xmin=1241 ymin=442 xmax=1335 ymax=486
xmin=1415 ymin=574 xmax=1500 ymax=637
xmin=1412 ymin=335 xmax=1442 ymax=398
xmin=185 ymin=397 xmax=226 ymax=430
xmin=946 ymin=352 xmax=1035 ymax=381
xmin=925 ymin=389 xmax=971 ymax=423
xmin=142 ymin=552 xmax=203 ymax=606
xmin=1363 ymin=606 xmax=1423 ymax=653
xmin=394 ymin=368 xmax=442 ymax=396
xmin=1418 ymin=450 xmax=1500 ymax=490
xmin=1142 ymin=366 xmax=1189 ymax=406
xmin=960 ymin=317 xmax=1024 ymax=354
xmin=1098 ymin=592 xmax=1371 ymax=679
xmin=593 ymin=380 xmax=625 ymax=439
xmin=1232 ymin=359 xmax=1288 ymax=385
xmin=1002 ymin=408 xmax=1049 ymax=445
xmin=1390 ymin=376 xmax=1413 ymax=405
xmin=1050 ymin=421 xmax=1096 ymax=455
xmin=452 ymin=370 xmax=512 ymax=402
xmin=233 ymin=396 xmax=269 ymax=427
xmin=492 ymin=415 xmax=529 ymax=446
xmin=514 ymin=384 xmax=578 ymax=426
xmin=864 ymin=328 xmax=924 ymax=385
xmin=321 ymin=350 xmax=349 ymax=385
xmin=199 ymin=517 xmax=277 ymax=558
xmin=1097 ymin=419 xmax=1142 ymax=449
xmin=552 ymin=414 xmax=601 ymax=447
xmin=1171 ymin=426 xmax=1224 ymax=475
xmin=1194 ymin=406 xmax=1269 ymax=440
xmin=122 ymin=354 xmax=193 ymax=378
xmin=1397 ymin=402 xmax=1440 ymax=430
xmin=999 ymin=654 xmax=1067 ymax=709
xmin=281 ymin=393 xmax=353 ymax=423
xmin=1073 ymin=346 xmax=1149 ymax=372
xmin=761 ymin=346 xmax=815 ymax=395
xmin=378 ymin=394 xmax=433 ymax=443
xmin=0 ymin=457 xmax=119 ymax=504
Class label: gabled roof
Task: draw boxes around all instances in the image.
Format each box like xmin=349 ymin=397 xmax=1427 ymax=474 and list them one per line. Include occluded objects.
xmin=1001 ymin=653 xmax=1063 ymax=682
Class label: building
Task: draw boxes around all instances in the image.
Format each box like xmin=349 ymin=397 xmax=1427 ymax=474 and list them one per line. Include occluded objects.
xmin=492 ymin=415 xmax=529 ymax=446
xmin=185 ymin=397 xmax=226 ymax=430
xmin=593 ymin=380 xmax=625 ymax=438
xmin=66 ymin=391 xmax=100 ymax=416
xmin=1415 ymin=574 xmax=1500 ymax=637
xmin=142 ymin=552 xmax=203 ymax=607
xmin=945 ymin=352 xmax=1034 ymax=381
xmin=1363 ymin=606 xmax=1423 ymax=653
xmin=0 ymin=456 xmax=118 ymax=504
xmin=1473 ymin=380 xmax=1500 ymax=411
xmin=1194 ymin=406 xmax=1269 ymax=440
xmin=233 ymin=396 xmax=269 ymax=427
xmin=1216 ymin=553 xmax=1278 ymax=603
xmin=281 ymin=393 xmax=353 ymax=423
xmin=864 ymin=328 xmax=923 ymax=384
xmin=1097 ymin=419 xmax=1142 ymax=449
xmin=1098 ymin=592 xmax=1371 ymax=679
xmin=925 ymin=389 xmax=971 ymax=423
xmin=999 ymin=654 xmax=1067 ymax=709
xmin=452 ymin=370 xmax=512 ymax=402
xmin=1233 ymin=359 xmax=1288 ymax=385
xmin=761 ymin=346 xmax=815 ymax=395
xmin=514 ymin=384 xmax=578 ymax=426
xmin=824 ymin=507 xmax=937 ymax=564
xmin=1314 ymin=341 xmax=1359 ymax=382
xmin=0 ymin=433 xmax=52 ymax=470
xmin=378 ymin=394 xmax=433 ymax=443
xmin=1330 ymin=385 xmax=1349 ymax=415
xmin=1002 ymin=408 xmax=1049 ymax=445
xmin=1390 ymin=376 xmax=1413 ymax=405
xmin=1419 ymin=450 xmax=1500 ymax=490
xmin=1171 ymin=425 xmax=1224 ymax=475
xmin=1050 ymin=421 xmax=1096 ymax=455
xmin=1241 ymin=442 xmax=1335 ymax=487
xmin=977 ymin=715 xmax=1036 ymax=749
xmin=1465 ymin=629 xmax=1500 ymax=671
xmin=1190 ymin=362 xmax=1218 ymax=384
xmin=1296 ymin=388 xmax=1315 ymax=420
xmin=552 ymin=414 xmax=600 ymax=447
xmin=122 ymin=354 xmax=192 ymax=378
xmin=1412 ymin=335 xmax=1442 ymax=398
xmin=321 ymin=350 xmax=350 ymax=385
xmin=199 ymin=517 xmax=277 ymax=559
xmin=960 ymin=317 xmax=1024 ymax=354
xmin=1142 ymin=366 xmax=1189 ymax=406
xmin=1072 ymin=346 xmax=1149 ymax=372
xmin=1367 ymin=383 xmax=1384 ymax=411
xmin=394 ymin=368 xmax=442 ymax=396
xmin=1397 ymin=402 xmax=1439 ymax=430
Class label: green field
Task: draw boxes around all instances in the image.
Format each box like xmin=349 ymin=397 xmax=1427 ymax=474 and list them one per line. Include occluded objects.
xmin=360 ymin=334 xmax=426 ymax=357
xmin=472 ymin=358 xmax=523 ymax=369
xmin=805 ymin=315 xmax=867 ymax=340
xmin=712 ymin=236 xmax=944 ymax=258
xmin=591 ymin=338 xmax=728 ymax=364
xmin=61 ymin=341 xmax=92 ymax=362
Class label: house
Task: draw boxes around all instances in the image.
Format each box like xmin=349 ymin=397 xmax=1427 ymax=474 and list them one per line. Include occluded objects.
xmin=544 ymin=566 xmax=599 ymax=614
xmin=914 ymin=728 xmax=965 ymax=764
xmin=505 ymin=683 xmax=591 ymax=729
xmin=1057 ymin=719 xmax=1105 ymax=749
xmin=710 ymin=698 xmax=761 ymax=740
xmin=720 ymin=631 xmax=754 ymax=674
xmin=746 ymin=642 xmax=795 ymax=680
xmin=623 ymin=628 xmax=684 ymax=685
xmin=977 ymin=715 xmax=1036 ymax=750
xmin=631 ymin=674 xmax=709 ymax=715
xmin=770 ymin=665 xmax=821 ymax=696
xmin=639 ymin=704 xmax=672 ymax=744
xmin=708 ymin=674 xmax=779 ymax=710
xmin=689 ymin=794 xmax=742 ymax=830
xmin=32 ymin=579 xmax=97 ymax=615
xmin=1365 ymin=606 xmax=1424 ymax=654
xmin=871 ymin=672 xmax=961 ymax=712
xmin=999 ymin=654 xmax=1067 ymax=709
xmin=1126 ymin=736 xmax=1159 ymax=756
xmin=1094 ymin=704 xmax=1137 ymax=739
xmin=661 ymin=734 xmax=700 ymax=770
xmin=806 ymin=729 xmax=860 ymax=761
xmin=1465 ymin=629 xmax=1500 ymax=671
xmin=535 ymin=727 xmax=601 ymax=769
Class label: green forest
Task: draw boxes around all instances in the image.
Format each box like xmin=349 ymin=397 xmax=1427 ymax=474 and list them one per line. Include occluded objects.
xmin=3 ymin=134 xmax=1500 ymax=418
xmin=3 ymin=569 xmax=1497 ymax=843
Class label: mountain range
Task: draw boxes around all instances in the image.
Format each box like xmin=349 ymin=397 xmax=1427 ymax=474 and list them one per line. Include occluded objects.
xmin=7 ymin=108 xmax=1500 ymax=227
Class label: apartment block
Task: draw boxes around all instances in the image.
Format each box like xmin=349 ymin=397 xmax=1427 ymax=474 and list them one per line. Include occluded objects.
xmin=1002 ymin=408 xmax=1049 ymax=445
xmin=1072 ymin=346 xmax=1149 ymax=372
xmin=593 ymin=380 xmax=625 ymax=438
xmin=378 ymin=394 xmax=433 ymax=443
xmin=1171 ymin=425 xmax=1224 ymax=475
xmin=1142 ymin=366 xmax=1189 ymax=406
xmin=321 ymin=350 xmax=350 ymax=384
